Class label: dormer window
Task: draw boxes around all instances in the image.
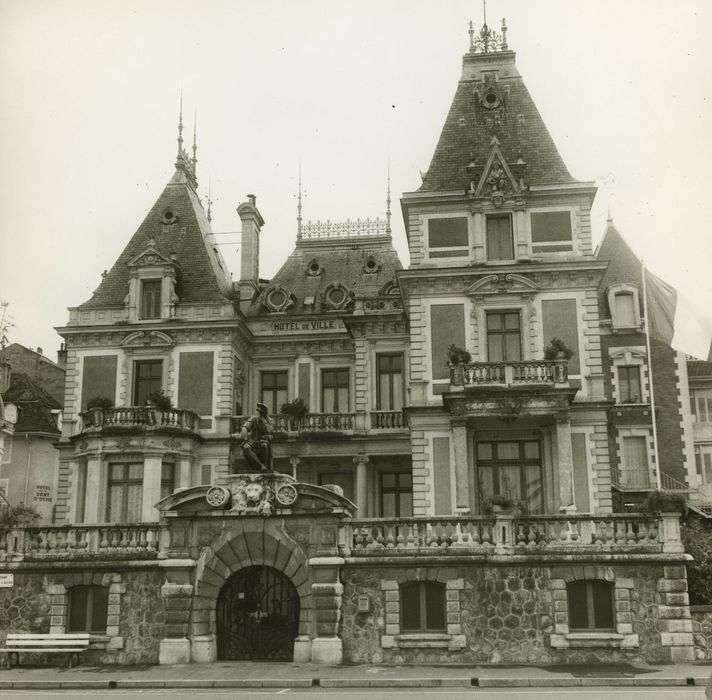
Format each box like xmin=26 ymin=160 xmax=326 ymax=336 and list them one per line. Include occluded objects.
xmin=486 ymin=214 xmax=513 ymax=261
xmin=607 ymin=283 xmax=641 ymax=330
xmin=140 ymin=280 xmax=162 ymax=320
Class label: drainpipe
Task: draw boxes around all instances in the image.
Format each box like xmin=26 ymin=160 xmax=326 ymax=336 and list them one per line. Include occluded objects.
xmin=23 ymin=434 xmax=32 ymax=503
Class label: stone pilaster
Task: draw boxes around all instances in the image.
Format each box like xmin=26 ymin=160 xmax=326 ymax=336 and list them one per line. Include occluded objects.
xmin=353 ymin=456 xmax=369 ymax=518
xmin=452 ymin=422 xmax=469 ymax=513
xmin=159 ymin=581 xmax=194 ymax=665
xmin=555 ymin=414 xmax=574 ymax=510
xmin=309 ymin=556 xmax=344 ymax=665
xmin=658 ymin=565 xmax=695 ymax=662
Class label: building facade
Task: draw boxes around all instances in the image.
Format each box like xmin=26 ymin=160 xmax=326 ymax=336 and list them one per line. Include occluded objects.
xmin=0 ymin=21 xmax=699 ymax=666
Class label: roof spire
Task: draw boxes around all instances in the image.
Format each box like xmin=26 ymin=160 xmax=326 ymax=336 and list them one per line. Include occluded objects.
xmin=177 ymin=90 xmax=184 ymax=159
xmin=192 ymin=111 xmax=198 ymax=167
xmin=386 ymin=159 xmax=392 ymax=235
xmin=207 ymin=176 xmax=213 ymax=224
xmin=297 ymin=163 xmax=303 ymax=240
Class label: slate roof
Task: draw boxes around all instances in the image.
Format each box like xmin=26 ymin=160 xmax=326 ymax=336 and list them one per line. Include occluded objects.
xmin=420 ymin=53 xmax=575 ymax=192
xmin=688 ymin=360 xmax=712 ymax=379
xmin=80 ymin=166 xmax=233 ymax=308
xmin=594 ymin=220 xmax=643 ymax=318
xmin=3 ymin=373 xmax=61 ymax=434
xmin=246 ymin=237 xmax=404 ymax=317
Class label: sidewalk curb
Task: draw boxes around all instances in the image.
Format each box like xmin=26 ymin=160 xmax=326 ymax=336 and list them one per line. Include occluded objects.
xmin=0 ymin=675 xmax=706 ymax=690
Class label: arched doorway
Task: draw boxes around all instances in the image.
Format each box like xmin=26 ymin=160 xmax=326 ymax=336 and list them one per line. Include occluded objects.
xmin=216 ymin=565 xmax=300 ymax=661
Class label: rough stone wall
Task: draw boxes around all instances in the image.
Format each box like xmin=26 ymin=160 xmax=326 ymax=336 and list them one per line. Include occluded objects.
xmin=691 ymin=606 xmax=712 ymax=660
xmin=0 ymin=573 xmax=52 ymax=642
xmin=342 ymin=563 xmax=669 ymax=664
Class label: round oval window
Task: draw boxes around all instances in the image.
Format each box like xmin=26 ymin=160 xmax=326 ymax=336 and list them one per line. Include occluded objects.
xmin=328 ymin=289 xmax=345 ymax=305
xmin=269 ymin=290 xmax=286 ymax=307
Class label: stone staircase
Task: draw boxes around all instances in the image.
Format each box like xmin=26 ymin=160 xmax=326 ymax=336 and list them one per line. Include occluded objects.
xmin=661 ymin=471 xmax=712 ymax=517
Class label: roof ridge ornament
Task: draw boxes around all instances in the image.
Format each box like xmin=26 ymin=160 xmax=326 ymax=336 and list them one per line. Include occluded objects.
xmin=174 ymin=91 xmax=198 ymax=189
xmin=468 ymin=4 xmax=508 ymax=55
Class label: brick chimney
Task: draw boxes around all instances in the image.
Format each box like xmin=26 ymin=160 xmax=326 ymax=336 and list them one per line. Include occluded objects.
xmin=236 ymin=194 xmax=265 ymax=312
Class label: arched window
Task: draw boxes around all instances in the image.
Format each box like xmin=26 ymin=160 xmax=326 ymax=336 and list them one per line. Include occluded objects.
xmin=567 ymin=580 xmax=614 ymax=631
xmin=68 ymin=585 xmax=109 ymax=633
xmin=400 ymin=581 xmax=446 ymax=632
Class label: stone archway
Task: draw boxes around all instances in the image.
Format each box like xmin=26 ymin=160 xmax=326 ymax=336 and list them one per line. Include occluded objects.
xmin=190 ymin=523 xmax=312 ymax=663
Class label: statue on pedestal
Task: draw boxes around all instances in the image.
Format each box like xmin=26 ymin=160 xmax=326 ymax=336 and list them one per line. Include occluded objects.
xmin=239 ymin=402 xmax=274 ymax=472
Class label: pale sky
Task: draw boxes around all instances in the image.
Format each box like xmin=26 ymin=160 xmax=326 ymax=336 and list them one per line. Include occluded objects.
xmin=1 ymin=0 xmax=711 ymax=360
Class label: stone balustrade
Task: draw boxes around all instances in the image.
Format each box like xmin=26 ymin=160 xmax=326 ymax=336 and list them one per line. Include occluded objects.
xmin=0 ymin=524 xmax=162 ymax=561
xmin=450 ymin=359 xmax=568 ymax=388
xmin=369 ymin=410 xmax=409 ymax=431
xmin=232 ymin=411 xmax=410 ymax=436
xmin=348 ymin=513 xmax=682 ymax=556
xmin=80 ymin=406 xmax=201 ymax=433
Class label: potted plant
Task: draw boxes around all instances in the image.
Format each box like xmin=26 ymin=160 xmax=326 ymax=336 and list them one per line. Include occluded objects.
xmin=481 ymin=494 xmax=517 ymax=515
xmin=280 ymin=398 xmax=309 ymax=430
xmin=86 ymin=396 xmax=114 ymax=410
xmin=146 ymin=389 xmax=173 ymax=410
xmin=543 ymin=337 xmax=574 ymax=361
xmin=447 ymin=344 xmax=472 ymax=364
xmin=0 ymin=503 xmax=42 ymax=530
xmin=638 ymin=490 xmax=688 ymax=517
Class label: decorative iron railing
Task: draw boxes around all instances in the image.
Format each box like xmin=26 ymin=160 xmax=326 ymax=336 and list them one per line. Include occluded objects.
xmin=612 ymin=468 xmax=654 ymax=489
xmin=80 ymin=407 xmax=201 ymax=433
xmin=348 ymin=513 xmax=681 ymax=556
xmin=0 ymin=524 xmax=162 ymax=561
xmin=450 ymin=360 xmax=568 ymax=387
xmin=299 ymin=217 xmax=388 ymax=240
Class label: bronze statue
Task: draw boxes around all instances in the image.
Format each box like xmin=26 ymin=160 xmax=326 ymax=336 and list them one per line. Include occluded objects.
xmin=239 ymin=403 xmax=274 ymax=472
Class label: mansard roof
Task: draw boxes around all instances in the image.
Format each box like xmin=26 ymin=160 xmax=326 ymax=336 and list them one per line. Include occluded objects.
xmin=79 ymin=167 xmax=233 ymax=309
xmin=245 ymin=232 xmax=403 ymax=318
xmin=419 ymin=49 xmax=575 ymax=193
xmin=4 ymin=372 xmax=61 ymax=435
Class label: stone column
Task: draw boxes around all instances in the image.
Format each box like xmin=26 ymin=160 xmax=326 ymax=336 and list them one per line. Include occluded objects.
xmin=353 ymin=456 xmax=369 ymax=518
xmin=452 ymin=422 xmax=470 ymax=513
xmin=83 ymin=453 xmax=105 ymax=523
xmin=555 ymin=414 xmax=574 ymax=511
xmin=289 ymin=456 xmax=301 ymax=480
xmin=309 ymin=556 xmax=345 ymax=665
xmin=178 ymin=454 xmax=192 ymax=489
xmin=142 ymin=452 xmax=164 ymax=522
xmin=159 ymin=577 xmax=194 ymax=665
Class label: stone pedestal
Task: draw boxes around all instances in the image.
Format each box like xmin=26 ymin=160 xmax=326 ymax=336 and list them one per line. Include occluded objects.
xmin=159 ymin=638 xmax=191 ymax=665
xmin=293 ymin=635 xmax=312 ymax=663
xmin=191 ymin=634 xmax=217 ymax=663
xmin=311 ymin=637 xmax=343 ymax=665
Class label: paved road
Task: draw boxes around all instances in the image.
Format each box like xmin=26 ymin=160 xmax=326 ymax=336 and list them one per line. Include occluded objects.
xmin=2 ymin=688 xmax=706 ymax=699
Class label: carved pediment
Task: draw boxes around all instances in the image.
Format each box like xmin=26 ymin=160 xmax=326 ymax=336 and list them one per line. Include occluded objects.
xmin=128 ymin=243 xmax=175 ymax=269
xmin=470 ymin=138 xmax=523 ymax=206
xmin=467 ymin=273 xmax=539 ymax=296
xmin=121 ymin=330 xmax=175 ymax=347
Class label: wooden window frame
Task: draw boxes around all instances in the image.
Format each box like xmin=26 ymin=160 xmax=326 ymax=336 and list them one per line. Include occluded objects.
xmin=132 ymin=359 xmax=163 ymax=406
xmin=67 ymin=585 xmax=109 ymax=634
xmin=399 ymin=580 xmax=446 ymax=633
xmin=566 ymin=580 xmax=615 ymax=632
xmin=260 ymin=370 xmax=288 ymax=415
xmin=376 ymin=353 xmax=404 ymax=410
xmin=617 ymin=365 xmax=642 ymax=404
xmin=140 ymin=279 xmax=162 ymax=320
xmin=486 ymin=213 xmax=514 ymax=261
xmin=321 ymin=368 xmax=350 ymax=413
xmin=106 ymin=463 xmax=143 ymax=523
xmin=379 ymin=471 xmax=413 ymax=517
xmin=486 ymin=310 xmax=522 ymax=362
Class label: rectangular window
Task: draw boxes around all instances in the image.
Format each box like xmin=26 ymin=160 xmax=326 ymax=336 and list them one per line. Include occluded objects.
xmin=68 ymin=586 xmax=109 ymax=633
xmin=620 ymin=435 xmax=650 ymax=487
xmin=697 ymin=448 xmax=712 ymax=484
xmin=177 ymin=351 xmax=214 ymax=415
xmin=80 ymin=355 xmax=118 ymax=411
xmin=541 ymin=299 xmax=580 ymax=374
xmin=692 ymin=390 xmax=712 ymax=423
xmin=140 ymin=279 xmax=162 ymax=319
xmin=477 ymin=440 xmax=542 ymax=513
xmin=567 ymin=580 xmax=614 ymax=631
xmin=377 ymin=354 xmax=404 ymax=410
xmin=486 ymin=311 xmax=521 ymax=362
xmin=160 ymin=461 xmax=176 ymax=500
xmin=106 ymin=463 xmax=143 ymax=522
xmin=260 ymin=371 xmax=288 ymax=414
xmin=400 ymin=581 xmax=446 ymax=632
xmin=618 ymin=366 xmax=642 ymax=404
xmin=486 ymin=214 xmax=513 ymax=261
xmin=322 ymin=369 xmax=349 ymax=412
xmin=133 ymin=360 xmax=162 ymax=406
xmin=380 ymin=472 xmax=413 ymax=517
xmin=430 ymin=304 xmax=465 ymax=384
xmin=427 ymin=217 xmax=469 ymax=258
xmin=615 ymin=293 xmax=637 ymax=327
xmin=530 ymin=211 xmax=573 ymax=253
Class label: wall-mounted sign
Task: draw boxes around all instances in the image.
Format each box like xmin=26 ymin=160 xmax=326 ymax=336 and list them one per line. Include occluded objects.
xmin=357 ymin=595 xmax=370 ymax=613
xmin=33 ymin=484 xmax=52 ymax=503
xmin=0 ymin=573 xmax=14 ymax=588
xmin=270 ymin=319 xmax=340 ymax=333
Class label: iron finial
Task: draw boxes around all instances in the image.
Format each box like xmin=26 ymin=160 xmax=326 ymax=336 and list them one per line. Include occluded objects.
xmin=177 ymin=89 xmax=184 ymax=159
xmin=386 ymin=159 xmax=392 ymax=235
xmin=297 ymin=163 xmax=303 ymax=240
xmin=468 ymin=20 xmax=475 ymax=49
xmin=501 ymin=18 xmax=508 ymax=50
xmin=192 ymin=111 xmax=198 ymax=165
xmin=207 ymin=176 xmax=213 ymax=224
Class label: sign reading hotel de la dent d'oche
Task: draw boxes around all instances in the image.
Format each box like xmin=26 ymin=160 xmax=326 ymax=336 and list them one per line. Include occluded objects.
xmin=257 ymin=318 xmax=345 ymax=334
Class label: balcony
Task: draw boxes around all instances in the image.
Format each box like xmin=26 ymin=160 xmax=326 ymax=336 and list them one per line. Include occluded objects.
xmin=450 ymin=359 xmax=568 ymax=388
xmin=0 ymin=524 xmax=162 ymax=562
xmin=231 ymin=410 xmax=409 ymax=437
xmin=79 ymin=406 xmax=201 ymax=434
xmin=611 ymin=468 xmax=654 ymax=490
xmin=348 ymin=513 xmax=683 ymax=556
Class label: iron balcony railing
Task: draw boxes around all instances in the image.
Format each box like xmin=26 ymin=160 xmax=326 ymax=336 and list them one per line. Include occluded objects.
xmin=450 ymin=359 xmax=568 ymax=388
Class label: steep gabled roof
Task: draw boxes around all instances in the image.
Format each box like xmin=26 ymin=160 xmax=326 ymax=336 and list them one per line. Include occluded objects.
xmin=80 ymin=167 xmax=233 ymax=308
xmin=4 ymin=372 xmax=61 ymax=434
xmin=420 ymin=49 xmax=575 ymax=193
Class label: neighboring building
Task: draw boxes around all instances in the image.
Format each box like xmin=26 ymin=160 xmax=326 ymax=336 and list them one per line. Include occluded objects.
xmin=0 ymin=20 xmax=699 ymax=666
xmin=688 ymin=359 xmax=712 ymax=499
xmin=0 ymin=373 xmax=61 ymax=520
xmin=0 ymin=343 xmax=66 ymax=405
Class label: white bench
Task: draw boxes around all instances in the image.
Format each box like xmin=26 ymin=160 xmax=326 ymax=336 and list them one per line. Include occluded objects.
xmin=1 ymin=633 xmax=91 ymax=668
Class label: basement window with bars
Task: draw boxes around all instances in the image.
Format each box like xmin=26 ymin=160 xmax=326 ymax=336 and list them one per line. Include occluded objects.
xmin=566 ymin=580 xmax=615 ymax=631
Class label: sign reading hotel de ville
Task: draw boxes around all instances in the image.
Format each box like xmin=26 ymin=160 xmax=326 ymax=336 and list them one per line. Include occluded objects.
xmin=254 ymin=318 xmax=345 ymax=335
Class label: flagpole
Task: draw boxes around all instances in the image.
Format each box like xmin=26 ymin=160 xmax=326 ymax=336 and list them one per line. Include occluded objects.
xmin=641 ymin=258 xmax=663 ymax=491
